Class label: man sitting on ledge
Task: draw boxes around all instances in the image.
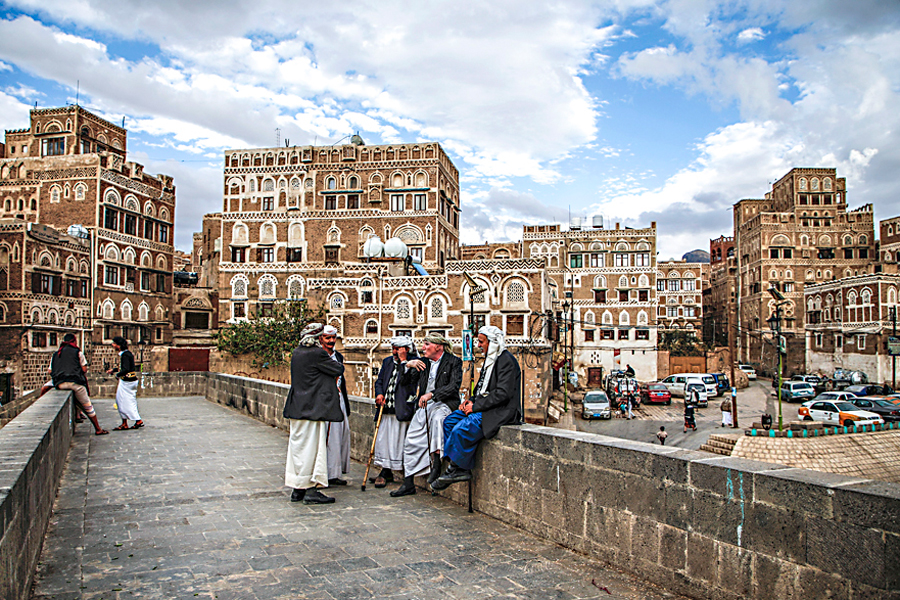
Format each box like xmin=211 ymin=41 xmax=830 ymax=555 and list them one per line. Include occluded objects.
xmin=432 ymin=326 xmax=521 ymax=490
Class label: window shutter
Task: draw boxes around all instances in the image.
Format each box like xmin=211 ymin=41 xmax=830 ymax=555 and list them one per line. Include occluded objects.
xmin=32 ymin=272 xmax=41 ymax=292
xmin=52 ymin=276 xmax=62 ymax=296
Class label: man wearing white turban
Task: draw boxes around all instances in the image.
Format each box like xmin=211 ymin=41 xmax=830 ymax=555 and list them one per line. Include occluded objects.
xmin=368 ymin=336 xmax=417 ymax=488
xmin=322 ymin=324 xmax=352 ymax=486
xmin=432 ymin=325 xmax=521 ymax=490
xmin=283 ymin=322 xmax=344 ymax=504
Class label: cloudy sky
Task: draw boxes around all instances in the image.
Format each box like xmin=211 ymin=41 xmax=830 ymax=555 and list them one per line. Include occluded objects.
xmin=0 ymin=1 xmax=898 ymax=259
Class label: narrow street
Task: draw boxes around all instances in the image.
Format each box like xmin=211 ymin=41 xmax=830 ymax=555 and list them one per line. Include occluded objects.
xmin=569 ymin=379 xmax=780 ymax=450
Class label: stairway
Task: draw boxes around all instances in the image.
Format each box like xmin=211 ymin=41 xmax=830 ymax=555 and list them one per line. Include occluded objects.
xmin=700 ymin=433 xmax=739 ymax=456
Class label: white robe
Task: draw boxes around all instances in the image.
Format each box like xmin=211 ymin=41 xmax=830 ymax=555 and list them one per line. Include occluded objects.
xmin=326 ymin=394 xmax=351 ymax=480
xmin=374 ymin=414 xmax=409 ymax=471
xmin=285 ymin=419 xmax=329 ymax=489
xmin=402 ymin=401 xmax=451 ymax=477
xmin=115 ymin=379 xmax=141 ymax=421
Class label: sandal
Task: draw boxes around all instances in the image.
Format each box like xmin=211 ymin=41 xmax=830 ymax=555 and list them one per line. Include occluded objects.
xmin=131 ymin=421 xmax=144 ymax=429
xmin=113 ymin=424 xmax=131 ymax=431
xmin=95 ymin=429 xmax=109 ymax=435
xmin=374 ymin=477 xmax=387 ymax=488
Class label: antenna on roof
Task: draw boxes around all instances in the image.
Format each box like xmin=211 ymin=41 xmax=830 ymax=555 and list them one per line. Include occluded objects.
xmin=276 ymin=128 xmax=281 ymax=147
xmin=76 ymin=80 xmax=80 ymax=106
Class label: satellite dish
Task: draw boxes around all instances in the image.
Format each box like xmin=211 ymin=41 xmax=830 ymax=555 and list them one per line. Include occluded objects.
xmin=383 ymin=237 xmax=408 ymax=258
xmin=363 ymin=236 xmax=384 ymax=258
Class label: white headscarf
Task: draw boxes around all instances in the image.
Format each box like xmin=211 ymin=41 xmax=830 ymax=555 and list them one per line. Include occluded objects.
xmin=323 ymin=324 xmax=338 ymax=336
xmin=300 ymin=322 xmax=324 ymax=347
xmin=390 ymin=335 xmax=414 ymax=349
xmin=476 ymin=325 xmax=506 ymax=396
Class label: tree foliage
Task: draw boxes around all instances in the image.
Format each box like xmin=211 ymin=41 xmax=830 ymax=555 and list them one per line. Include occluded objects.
xmin=659 ymin=330 xmax=707 ymax=356
xmin=214 ymin=300 xmax=328 ymax=367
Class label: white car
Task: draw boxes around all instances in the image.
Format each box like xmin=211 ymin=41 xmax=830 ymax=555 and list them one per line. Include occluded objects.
xmin=581 ymin=391 xmax=612 ymax=420
xmin=661 ymin=373 xmax=717 ymax=398
xmin=798 ymin=400 xmax=884 ymax=427
xmin=738 ymin=365 xmax=757 ymax=380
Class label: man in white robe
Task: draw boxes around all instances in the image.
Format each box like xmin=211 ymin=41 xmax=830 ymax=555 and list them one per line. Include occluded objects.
xmin=323 ymin=325 xmax=351 ymax=486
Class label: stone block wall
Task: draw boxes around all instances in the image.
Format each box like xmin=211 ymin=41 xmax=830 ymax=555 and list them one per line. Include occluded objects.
xmin=0 ymin=390 xmax=74 ymax=600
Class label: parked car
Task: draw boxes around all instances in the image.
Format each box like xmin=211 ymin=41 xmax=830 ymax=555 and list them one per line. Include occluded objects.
xmin=685 ymin=382 xmax=708 ymax=408
xmin=711 ymin=373 xmax=730 ymax=396
xmin=810 ymin=391 xmax=859 ymax=404
xmin=798 ymin=400 xmax=884 ymax=426
xmin=581 ymin=391 xmax=612 ymax=420
xmin=883 ymin=394 xmax=900 ymax=407
xmin=848 ymin=397 xmax=900 ymax=422
xmin=790 ymin=374 xmax=827 ymax=395
xmin=641 ymin=383 xmax=672 ymax=405
xmin=844 ymin=384 xmax=893 ymax=397
xmin=832 ymin=369 xmax=868 ymax=390
xmin=779 ymin=381 xmax=816 ymax=403
xmin=661 ymin=373 xmax=717 ymax=398
xmin=738 ymin=364 xmax=757 ymax=380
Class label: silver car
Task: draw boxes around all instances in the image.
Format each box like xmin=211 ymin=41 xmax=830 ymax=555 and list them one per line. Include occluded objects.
xmin=581 ymin=391 xmax=612 ymax=420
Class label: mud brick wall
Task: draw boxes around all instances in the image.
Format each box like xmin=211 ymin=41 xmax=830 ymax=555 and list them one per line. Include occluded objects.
xmin=0 ymin=390 xmax=74 ymax=600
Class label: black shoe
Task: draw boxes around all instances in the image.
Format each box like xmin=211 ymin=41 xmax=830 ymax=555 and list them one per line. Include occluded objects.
xmin=290 ymin=488 xmax=306 ymax=502
xmin=427 ymin=459 xmax=443 ymax=485
xmin=390 ymin=477 xmax=417 ymax=497
xmin=432 ymin=465 xmax=471 ymax=490
xmin=368 ymin=468 xmax=394 ymax=484
xmin=302 ymin=489 xmax=335 ymax=504
xmin=328 ymin=478 xmax=348 ymax=486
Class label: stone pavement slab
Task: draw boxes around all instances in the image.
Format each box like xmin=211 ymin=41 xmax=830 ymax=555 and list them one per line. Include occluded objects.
xmin=31 ymin=396 xmax=688 ymax=600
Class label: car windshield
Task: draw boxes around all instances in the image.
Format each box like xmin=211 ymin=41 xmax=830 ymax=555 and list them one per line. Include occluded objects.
xmin=649 ymin=384 xmax=667 ymax=391
xmin=702 ymin=375 xmax=715 ymax=384
xmin=584 ymin=393 xmax=608 ymax=405
xmin=792 ymin=383 xmax=813 ymax=391
xmin=835 ymin=402 xmax=860 ymax=411
xmin=874 ymin=400 xmax=895 ymax=408
xmin=687 ymin=384 xmax=704 ymax=391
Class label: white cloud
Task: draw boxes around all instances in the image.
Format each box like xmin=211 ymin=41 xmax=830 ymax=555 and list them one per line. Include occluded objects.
xmin=737 ymin=27 xmax=765 ymax=43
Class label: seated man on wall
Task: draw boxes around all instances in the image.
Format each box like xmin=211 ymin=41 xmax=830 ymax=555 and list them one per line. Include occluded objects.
xmin=390 ymin=333 xmax=463 ymax=497
xmin=432 ymin=326 xmax=521 ymax=490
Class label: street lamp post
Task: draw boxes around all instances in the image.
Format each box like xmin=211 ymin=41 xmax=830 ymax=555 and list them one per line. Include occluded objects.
xmin=767 ymin=287 xmax=789 ymax=431
xmin=562 ymin=299 xmax=570 ymax=412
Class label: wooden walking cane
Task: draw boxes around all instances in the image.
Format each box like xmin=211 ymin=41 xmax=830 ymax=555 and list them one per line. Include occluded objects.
xmin=361 ymin=402 xmax=385 ymax=492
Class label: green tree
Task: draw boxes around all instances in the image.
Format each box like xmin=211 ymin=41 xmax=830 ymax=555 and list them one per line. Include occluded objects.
xmin=215 ymin=300 xmax=328 ymax=367
xmin=659 ymin=330 xmax=707 ymax=356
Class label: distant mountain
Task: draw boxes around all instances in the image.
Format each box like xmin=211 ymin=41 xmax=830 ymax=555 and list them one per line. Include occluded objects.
xmin=682 ymin=249 xmax=710 ymax=263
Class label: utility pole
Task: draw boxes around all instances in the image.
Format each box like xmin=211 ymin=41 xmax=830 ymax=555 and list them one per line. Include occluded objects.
xmin=892 ymin=307 xmax=897 ymax=390
xmin=776 ymin=308 xmax=784 ymax=431
xmin=729 ymin=319 xmax=738 ymax=428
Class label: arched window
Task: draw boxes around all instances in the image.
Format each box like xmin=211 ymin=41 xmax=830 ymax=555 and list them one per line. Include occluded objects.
xmin=231 ymin=276 xmax=248 ymax=298
xmin=101 ymin=300 xmax=115 ymax=320
xmin=430 ymin=297 xmax=444 ymax=319
xmin=139 ymin=302 xmax=149 ymax=322
xmin=602 ymin=311 xmax=613 ymax=325
xmin=288 ymin=277 xmax=304 ymax=299
xmin=326 ymin=177 xmax=336 ymax=190
xmin=619 ymin=311 xmax=630 ymax=325
xmin=861 ymin=289 xmax=872 ymax=305
xmin=799 ymin=178 xmax=808 ymax=190
xmin=365 ymin=320 xmax=378 ymax=336
xmin=121 ymin=300 xmax=133 ymax=321
xmin=258 ymin=275 xmax=276 ymax=299
xmin=50 ymin=185 xmax=61 ymax=203
xmin=506 ymin=281 xmax=525 ymax=304
xmin=330 ymin=294 xmax=345 ymax=310
xmin=637 ymin=311 xmax=648 ymax=325
xmin=395 ymin=297 xmax=411 ymax=320
xmin=859 ymin=234 xmax=868 ymax=245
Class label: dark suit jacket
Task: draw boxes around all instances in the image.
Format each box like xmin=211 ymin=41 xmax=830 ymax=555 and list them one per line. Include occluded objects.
xmin=401 ymin=351 xmax=463 ymax=412
xmin=472 ymin=350 xmax=522 ymax=439
xmin=373 ymin=355 xmax=416 ymax=421
xmin=283 ymin=345 xmax=345 ymax=422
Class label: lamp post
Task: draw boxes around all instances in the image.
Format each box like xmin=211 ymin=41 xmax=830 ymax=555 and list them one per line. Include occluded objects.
xmin=562 ymin=299 xmax=569 ymax=412
xmin=767 ymin=286 xmax=788 ymax=431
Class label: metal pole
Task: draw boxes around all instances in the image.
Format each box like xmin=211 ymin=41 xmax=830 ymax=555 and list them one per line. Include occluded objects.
xmin=777 ymin=307 xmax=783 ymax=431
xmin=729 ymin=320 xmax=738 ymax=428
xmin=892 ymin=307 xmax=896 ymax=390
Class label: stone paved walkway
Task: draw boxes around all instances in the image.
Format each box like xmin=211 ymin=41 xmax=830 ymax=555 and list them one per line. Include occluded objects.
xmin=32 ymin=396 xmax=687 ymax=600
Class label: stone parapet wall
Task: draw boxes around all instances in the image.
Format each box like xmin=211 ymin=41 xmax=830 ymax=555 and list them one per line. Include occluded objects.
xmin=0 ymin=390 xmax=74 ymax=600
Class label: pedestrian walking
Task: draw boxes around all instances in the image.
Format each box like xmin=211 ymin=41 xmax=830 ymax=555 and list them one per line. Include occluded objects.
xmin=656 ymin=426 xmax=667 ymax=445
xmin=107 ymin=337 xmax=143 ymax=430
xmin=720 ymin=398 xmax=733 ymax=427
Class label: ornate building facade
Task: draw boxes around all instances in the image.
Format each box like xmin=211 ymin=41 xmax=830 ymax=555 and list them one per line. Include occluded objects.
xmin=734 ymin=167 xmax=875 ymax=375
xmin=656 ymin=260 xmax=706 ymax=335
xmin=212 ymin=140 xmax=552 ymax=420
xmin=1 ymin=105 xmax=177 ymax=377
xmin=805 ymin=274 xmax=900 ymax=383
xmin=0 ymin=221 xmax=92 ymax=392
xmin=522 ymin=221 xmax=659 ymax=384
xmin=704 ymin=235 xmax=736 ymax=348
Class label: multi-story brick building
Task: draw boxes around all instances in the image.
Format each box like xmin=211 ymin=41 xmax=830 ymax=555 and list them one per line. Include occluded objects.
xmin=703 ymin=235 xmax=737 ymax=348
xmin=213 ymin=139 xmax=552 ymax=420
xmin=805 ymin=274 xmax=900 ymax=384
xmin=522 ymin=220 xmax=658 ymax=385
xmin=734 ymin=167 xmax=875 ymax=375
xmin=878 ymin=216 xmax=900 ymax=274
xmin=656 ymin=260 xmax=706 ymax=336
xmin=460 ymin=241 xmax=521 ymax=261
xmin=0 ymin=220 xmax=92 ymax=392
xmin=1 ymin=105 xmax=177 ymax=373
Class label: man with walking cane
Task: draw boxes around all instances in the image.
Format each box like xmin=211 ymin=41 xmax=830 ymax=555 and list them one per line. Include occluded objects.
xmin=365 ymin=336 xmax=418 ymax=488
xmin=283 ymin=323 xmax=345 ymax=505
xmin=390 ymin=333 xmax=462 ymax=497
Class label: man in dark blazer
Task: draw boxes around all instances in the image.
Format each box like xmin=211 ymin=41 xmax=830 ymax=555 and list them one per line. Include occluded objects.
xmin=390 ymin=333 xmax=463 ymax=497
xmin=369 ymin=336 xmax=417 ymax=488
xmin=283 ymin=322 xmax=345 ymax=505
xmin=432 ymin=326 xmax=521 ymax=490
